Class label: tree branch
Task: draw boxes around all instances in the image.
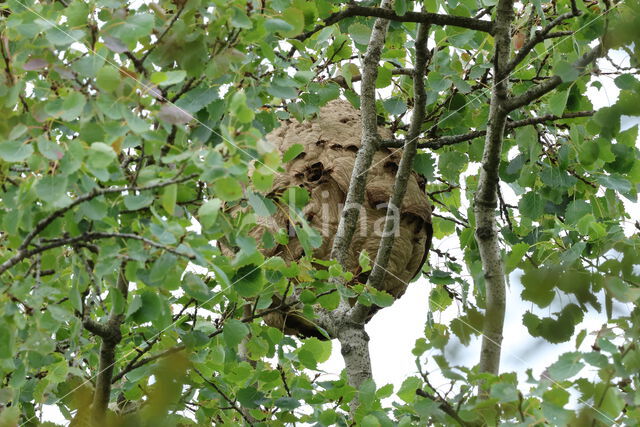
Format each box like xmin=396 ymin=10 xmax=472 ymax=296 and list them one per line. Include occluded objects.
xmin=504 ymin=45 xmax=602 ymax=111
xmin=381 ymin=111 xmax=595 ymax=149
xmin=415 ymin=389 xmax=469 ymax=426
xmin=194 ymin=369 xmax=255 ymax=426
xmin=0 ymin=231 xmax=194 ymax=277
xmin=505 ymin=9 xmax=581 ymax=75
xmin=110 ymin=291 xmax=323 ymax=382
xmin=295 ymin=5 xmax=493 ymax=42
xmin=16 ymin=173 xmax=197 ymax=253
xmin=140 ymin=2 xmax=185 ymax=64
xmin=351 ymin=23 xmax=431 ymax=324
xmin=88 ymin=264 xmax=129 ymax=421
xmin=328 ymin=67 xmax=414 ymax=89
xmin=474 ymin=0 xmax=514 ymax=379
xmin=329 ymin=0 xmax=392 ymax=273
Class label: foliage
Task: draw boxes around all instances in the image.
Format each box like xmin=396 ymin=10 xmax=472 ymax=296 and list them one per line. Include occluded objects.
xmin=0 ymin=0 xmax=639 ymax=425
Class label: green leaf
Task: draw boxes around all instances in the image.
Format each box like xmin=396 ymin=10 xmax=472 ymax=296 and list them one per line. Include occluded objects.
xmin=150 ymin=70 xmax=187 ymax=87
xmin=299 ymin=337 xmax=332 ymax=365
xmin=0 ymin=140 xmax=34 ymax=162
xmin=413 ymin=153 xmax=436 ymax=180
xmin=264 ymin=18 xmax=294 ymax=34
xmin=520 ymin=268 xmax=556 ymax=308
xmin=175 ymin=88 xmax=218 ymax=113
xmin=182 ymin=272 xmax=212 ymax=302
xmin=281 ymin=187 xmax=309 ymax=209
xmin=283 ymin=143 xmax=304 ymax=162
xmin=123 ymin=193 xmax=154 ymax=211
xmin=394 ymin=0 xmax=408 ymax=15
xmin=505 ymin=242 xmax=529 ymax=273
xmin=231 ymin=7 xmax=253 ymax=29
xmin=540 ymin=167 xmax=577 ymax=188
xmin=348 ymin=23 xmax=371 ymax=45
xmin=0 ymin=324 xmax=14 ymax=358
xmin=223 ymin=319 xmax=249 ymax=348
xmin=247 ymin=191 xmax=276 ymax=217
xmin=438 ymin=151 xmax=467 ymax=181
xmin=547 ymin=352 xmax=584 ymax=381
xmin=268 ymin=83 xmax=298 ymax=99
xmin=252 ymin=167 xmax=274 ymax=192
xmin=280 ymin=7 xmax=304 ymax=36
xmin=106 ymin=13 xmax=154 ymax=45
xmin=359 ymin=250 xmax=372 ymax=273
xmin=604 ymin=277 xmax=640 ymax=302
xmin=295 ymin=222 xmax=322 ymax=255
xmin=397 ymin=376 xmax=422 ymax=403
xmin=369 ymin=289 xmax=394 ymax=308
xmin=565 ymin=200 xmax=592 ymax=224
xmin=614 ymin=74 xmax=639 ymax=90
xmin=519 ymin=191 xmax=544 ymax=219
xmin=429 ymin=286 xmax=452 ymax=311
xmin=145 ymin=253 xmax=178 ymax=288
xmin=383 ymin=97 xmax=407 ymax=115
xmin=61 ymin=91 xmax=86 ymax=120
xmin=554 ymin=61 xmax=580 ymax=82
xmin=198 ymin=199 xmax=222 ymax=228
xmin=87 ymin=142 xmax=117 ymax=169
xmin=361 ymin=415 xmax=381 ymax=427
xmin=213 ymin=177 xmax=243 ymax=201
xmin=36 ymin=137 xmax=64 ymax=161
xmin=274 ymin=396 xmax=300 ymax=410
xmin=35 ymin=175 xmax=68 ymax=204
xmin=516 ymin=126 xmax=539 ymax=161
xmin=549 ymin=89 xmax=570 ymax=116
xmin=596 ymin=174 xmax=632 ymax=193
xmin=96 ymin=66 xmax=121 ymax=92
xmin=233 ymin=264 xmax=265 ymax=297
xmin=161 ymin=184 xmax=177 ymax=215
xmin=132 ymin=291 xmax=162 ymax=323
xmin=490 ymin=383 xmax=519 ymax=402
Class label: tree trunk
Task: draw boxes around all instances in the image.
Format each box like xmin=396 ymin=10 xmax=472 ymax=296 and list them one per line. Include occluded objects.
xmin=474 ymin=0 xmax=514 ymax=378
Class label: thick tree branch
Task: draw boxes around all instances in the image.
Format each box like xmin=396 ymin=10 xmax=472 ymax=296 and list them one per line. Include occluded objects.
xmin=329 ymin=0 xmax=392 ymax=272
xmin=351 ymin=23 xmax=431 ymax=323
xmin=504 ymin=45 xmax=602 ymax=111
xmin=321 ymin=0 xmax=395 ymax=408
xmin=474 ymin=0 xmax=514 ymax=378
xmin=381 ymin=111 xmax=595 ymax=149
xmin=295 ymin=5 xmax=493 ymax=42
xmin=87 ymin=264 xmax=129 ymax=421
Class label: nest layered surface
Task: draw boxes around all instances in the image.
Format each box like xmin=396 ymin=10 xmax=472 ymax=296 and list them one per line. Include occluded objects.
xmin=228 ymin=100 xmax=432 ymax=337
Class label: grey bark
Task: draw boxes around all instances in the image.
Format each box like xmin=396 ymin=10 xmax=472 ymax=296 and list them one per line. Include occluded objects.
xmin=321 ymin=0 xmax=393 ymax=409
xmin=329 ymin=0 xmax=392 ymax=270
xmin=85 ymin=265 xmax=128 ymax=421
xmin=474 ymin=0 xmax=514 ymax=377
xmin=352 ymin=22 xmax=431 ymax=323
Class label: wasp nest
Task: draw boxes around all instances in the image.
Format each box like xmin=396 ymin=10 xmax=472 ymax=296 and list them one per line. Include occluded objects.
xmin=227 ymin=100 xmax=432 ymax=338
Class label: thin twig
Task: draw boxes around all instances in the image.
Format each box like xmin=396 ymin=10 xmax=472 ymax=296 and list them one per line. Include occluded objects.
xmin=381 ymin=111 xmax=595 ymax=149
xmin=17 ymin=173 xmax=197 ymax=253
xmin=194 ymin=368 xmax=255 ymax=426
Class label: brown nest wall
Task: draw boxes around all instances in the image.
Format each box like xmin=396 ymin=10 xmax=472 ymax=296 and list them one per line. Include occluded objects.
xmin=224 ymin=100 xmax=432 ymax=338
